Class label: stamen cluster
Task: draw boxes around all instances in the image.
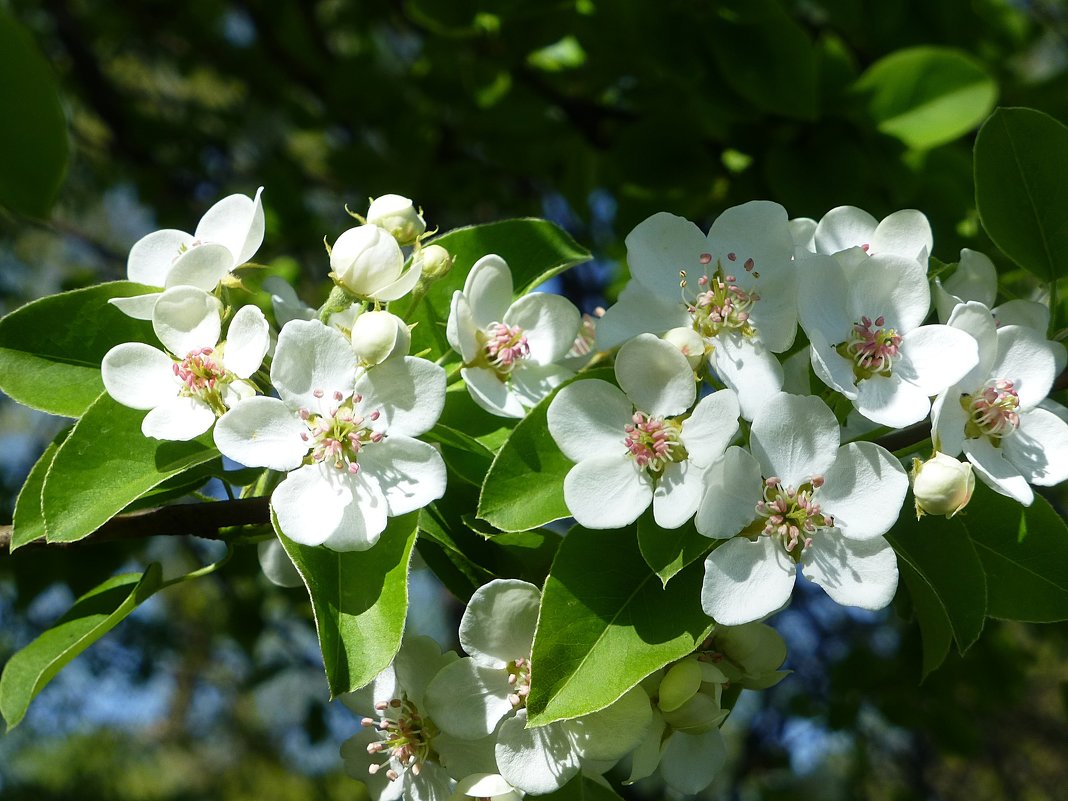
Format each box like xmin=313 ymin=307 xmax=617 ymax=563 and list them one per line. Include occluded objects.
xmin=173 ymin=347 xmax=229 ymax=413
xmin=683 ymin=263 xmax=760 ymax=340
xmin=484 ymin=322 xmax=530 ymax=374
xmin=506 ymin=657 xmax=531 ymax=709
xmin=299 ymin=390 xmax=383 ymax=474
xmin=624 ymin=411 xmax=683 ymax=472
xmin=756 ymin=475 xmax=833 ymax=555
xmin=361 ymin=696 xmax=438 ymax=782
xmin=964 ymin=379 xmax=1021 ymax=440
xmin=841 ymin=315 xmax=902 ymax=378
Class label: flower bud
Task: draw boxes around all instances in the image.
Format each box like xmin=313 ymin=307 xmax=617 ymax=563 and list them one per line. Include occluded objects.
xmin=413 ymin=244 xmax=454 ymax=282
xmin=366 ymin=194 xmax=426 ymax=246
xmin=658 ymin=657 xmax=703 ymax=713
xmin=351 ymin=310 xmax=411 ymax=365
xmin=662 ymin=326 xmax=706 ymax=369
xmin=912 ymin=452 xmax=975 ymax=518
xmin=330 ymin=225 xmax=405 ymax=298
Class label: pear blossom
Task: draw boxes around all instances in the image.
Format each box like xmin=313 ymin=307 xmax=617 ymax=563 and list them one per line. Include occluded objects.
xmin=808 ymin=205 xmax=933 ymax=265
xmin=366 ymin=194 xmax=427 ymax=246
xmin=595 ymin=202 xmax=797 ymax=419
xmin=213 ymin=318 xmax=446 ymax=550
xmin=423 ymin=580 xmax=652 ymax=795
xmin=340 ymin=636 xmax=498 ymax=801
xmin=547 ymin=334 xmax=739 ymax=529
xmin=697 ymin=393 xmax=907 ymax=625
xmin=101 ymin=287 xmax=269 ymax=440
xmin=932 ymin=301 xmax=1068 ymax=505
xmin=111 ymin=188 xmax=265 ymax=319
xmin=798 ymin=248 xmax=979 ymax=427
xmin=331 ymin=224 xmax=422 ymax=301
xmin=911 ymin=452 xmax=975 ymax=518
xmin=447 ymin=255 xmax=581 ymax=418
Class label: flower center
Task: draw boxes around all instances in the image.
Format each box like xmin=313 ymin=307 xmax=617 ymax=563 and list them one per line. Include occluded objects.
xmin=173 ymin=347 xmax=230 ymax=414
xmin=506 ymin=657 xmax=531 ymax=710
xmin=837 ymin=315 xmax=901 ymax=380
xmin=300 ymin=390 xmax=383 ymax=474
xmin=683 ymin=261 xmax=760 ymax=341
xmin=482 ymin=322 xmax=530 ymax=375
xmin=362 ymin=695 xmax=439 ymax=782
xmin=624 ymin=412 xmax=686 ymax=473
xmin=962 ymin=379 xmax=1020 ymax=441
xmin=756 ymin=475 xmax=833 ymax=557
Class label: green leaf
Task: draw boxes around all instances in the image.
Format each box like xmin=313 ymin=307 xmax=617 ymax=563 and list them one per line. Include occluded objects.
xmin=897 ymin=558 xmax=953 ymax=680
xmin=438 ymin=384 xmax=516 ymax=452
xmin=0 ymin=563 xmax=163 ymax=730
xmin=538 ymin=773 xmax=624 ymax=801
xmin=278 ymin=513 xmax=418 ymax=696
xmin=9 ymin=428 xmax=69 ymax=552
xmin=974 ymin=107 xmax=1068 ymax=282
xmin=527 ymin=525 xmax=714 ymax=727
xmin=710 ymin=1 xmax=817 ymax=120
xmin=0 ymin=10 xmax=69 ymax=217
xmin=885 ymin=508 xmax=987 ymax=669
xmin=636 ymin=510 xmax=712 ymax=586
xmin=41 ymin=394 xmax=219 ymax=543
xmin=854 ymin=47 xmax=997 ymax=151
xmin=960 ymin=483 xmax=1068 ymax=622
xmin=405 ymin=219 xmax=590 ymax=359
xmin=0 ymin=282 xmax=158 ymax=417
xmin=423 ymin=423 xmax=495 ymax=487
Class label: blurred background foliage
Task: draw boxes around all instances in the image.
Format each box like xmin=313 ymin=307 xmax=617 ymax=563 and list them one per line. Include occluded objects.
xmin=2 ymin=0 xmax=1068 ymax=798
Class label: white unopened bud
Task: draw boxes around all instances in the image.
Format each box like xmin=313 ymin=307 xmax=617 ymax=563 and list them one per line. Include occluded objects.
xmin=413 ymin=244 xmax=453 ymax=282
xmin=367 ymin=194 xmax=426 ymax=246
xmin=351 ymin=310 xmax=411 ymax=365
xmin=912 ymin=452 xmax=975 ymax=519
xmin=331 ymin=225 xmax=405 ymax=298
xmin=662 ymin=327 xmax=706 ymax=369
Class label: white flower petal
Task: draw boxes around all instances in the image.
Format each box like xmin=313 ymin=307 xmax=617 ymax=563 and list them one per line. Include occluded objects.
xmin=790 ymin=217 xmax=817 ymax=252
xmin=814 ymin=206 xmax=878 ymax=255
xmin=447 ymin=292 xmax=481 ymax=363
xmin=271 ymin=319 xmax=356 ymax=411
xmin=504 ymin=293 xmax=581 ymax=364
xmin=435 ymin=736 xmax=502 ymax=782
xmin=680 ymin=389 xmax=739 ymax=466
xmin=331 ymin=225 xmax=404 ymax=296
xmin=460 ymin=579 xmax=541 ymax=666
xmin=994 ymin=299 xmax=1050 ymax=333
xmin=871 ymin=209 xmax=932 ymax=263
xmin=702 ymin=536 xmax=795 ymax=625
xmin=194 ymin=187 xmax=265 ymax=265
xmin=808 ymin=327 xmax=858 ymax=397
xmin=945 ymin=301 xmax=999 ymax=390
xmin=152 ymin=286 xmax=223 ymax=357
xmin=358 ymin=356 xmax=446 ymax=437
xmin=931 ymin=391 xmax=968 ymax=456
xmin=695 ymin=446 xmax=762 ymax=539
xmin=263 ymin=275 xmax=316 ymax=325
xmin=564 ymin=454 xmax=653 ymax=529
xmin=1003 ymin=408 xmax=1068 ymax=487
xmin=991 ymin=325 xmax=1058 ymax=410
xmin=369 ymin=259 xmax=422 ymax=302
xmin=223 ymin=304 xmax=270 ymax=378
xmin=257 ymin=538 xmax=303 ymax=588
xmin=797 ymin=253 xmax=852 ymax=344
xmin=127 ymin=229 xmax=194 ymax=287
xmin=564 ymin=685 xmax=652 ymax=762
xmin=547 ymin=379 xmax=633 ymax=463
xmin=213 ymin=395 xmax=308 ymax=470
xmin=108 ymin=293 xmax=162 ymax=320
xmin=750 ymin=393 xmax=839 ymax=488
xmin=359 ymin=435 xmax=446 ymax=516
xmin=454 ymin=773 xmax=518 ymax=800
xmin=101 ymin=342 xmax=177 ymax=410
xmin=944 ymin=248 xmax=998 ymax=307
xmin=423 ymin=658 xmax=514 ymax=739
xmin=494 ymin=712 xmax=580 ymax=796
xmin=394 ymin=635 xmax=457 ymax=705
xmin=464 ymin=255 xmax=514 ymax=328
xmin=660 ymin=728 xmax=726 ymax=795
xmin=801 ymin=530 xmax=899 ymax=610
xmin=711 ymin=337 xmax=785 ymax=422
xmin=509 ymin=362 xmax=573 ymax=410
xmin=854 ymin=373 xmax=931 ymax=428
xmin=273 ymin=465 xmax=388 ymax=549
xmin=963 ymin=437 xmax=1033 ymax=505
xmin=141 ymin=395 xmax=216 ymax=441
xmin=594 ymin=280 xmax=689 ymax=351
xmin=164 ymin=243 xmax=234 ymax=291
xmin=462 ymin=366 xmax=525 ymax=418
xmin=319 ymin=472 xmax=390 ymax=551
xmin=896 ymin=324 xmax=979 ymax=396
xmin=819 ymin=442 xmax=908 ymax=541
xmin=616 ymin=334 xmax=695 ymax=417
xmin=653 ymin=460 xmax=706 ymax=529
xmin=625 ymin=212 xmax=711 ymax=303
xmin=847 ymin=253 xmax=930 ymax=334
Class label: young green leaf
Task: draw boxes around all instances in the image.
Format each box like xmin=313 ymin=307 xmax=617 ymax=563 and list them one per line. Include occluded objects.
xmin=9 ymin=428 xmax=69 ymax=552
xmin=41 ymin=393 xmax=219 ymax=543
xmin=0 ymin=282 xmax=158 ymax=417
xmin=0 ymin=563 xmax=163 ymax=730
xmin=278 ymin=512 xmax=418 ymax=696
xmin=974 ymin=107 xmax=1068 ymax=282
xmin=636 ymin=509 xmax=713 ymax=586
xmin=527 ymin=525 xmax=714 ymax=727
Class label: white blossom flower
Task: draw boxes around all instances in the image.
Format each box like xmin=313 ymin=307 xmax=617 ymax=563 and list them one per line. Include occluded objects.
xmin=798 ymin=249 xmax=979 ymax=427
xmin=331 ymin=224 xmax=422 ymax=301
xmin=111 ymin=188 xmax=265 ymax=319
xmin=932 ymin=301 xmax=1068 ymax=504
xmin=547 ymin=334 xmax=739 ymax=529
xmin=423 ymin=580 xmax=652 ymax=796
xmin=911 ymin=452 xmax=975 ymax=518
xmin=102 ymin=286 xmax=269 ymax=440
xmin=213 ymin=318 xmax=446 ymax=550
xmin=697 ymin=393 xmax=907 ymax=625
xmin=808 ymin=205 xmax=933 ymax=265
xmin=340 ymin=636 xmax=498 ymax=801
xmin=595 ymin=202 xmax=797 ymax=420
xmin=447 ymin=255 xmax=581 ymax=418
xmin=367 ymin=194 xmax=427 ymax=246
